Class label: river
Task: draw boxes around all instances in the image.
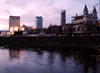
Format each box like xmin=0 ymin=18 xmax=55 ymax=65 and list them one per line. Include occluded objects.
xmin=0 ymin=47 xmax=100 ymax=73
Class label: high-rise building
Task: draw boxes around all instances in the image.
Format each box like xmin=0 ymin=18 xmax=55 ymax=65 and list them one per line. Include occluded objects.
xmin=71 ymin=16 xmax=76 ymax=23
xmin=60 ymin=10 xmax=66 ymax=25
xmin=9 ymin=16 xmax=20 ymax=31
xmin=35 ymin=16 xmax=43 ymax=29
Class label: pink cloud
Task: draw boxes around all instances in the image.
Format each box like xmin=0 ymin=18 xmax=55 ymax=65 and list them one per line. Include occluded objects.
xmin=0 ymin=0 xmax=99 ymax=30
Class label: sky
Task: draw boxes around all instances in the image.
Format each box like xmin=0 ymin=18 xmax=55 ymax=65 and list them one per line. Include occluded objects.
xmin=0 ymin=0 xmax=99 ymax=30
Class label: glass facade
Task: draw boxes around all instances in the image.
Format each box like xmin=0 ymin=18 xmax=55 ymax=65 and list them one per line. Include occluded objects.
xmin=60 ymin=10 xmax=66 ymax=25
xmin=35 ymin=16 xmax=43 ymax=29
xmin=9 ymin=16 xmax=20 ymax=31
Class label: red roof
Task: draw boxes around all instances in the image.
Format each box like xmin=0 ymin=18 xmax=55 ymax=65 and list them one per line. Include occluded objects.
xmin=74 ymin=15 xmax=83 ymax=20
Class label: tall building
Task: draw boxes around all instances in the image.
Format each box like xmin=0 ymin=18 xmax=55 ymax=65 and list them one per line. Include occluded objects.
xmin=35 ymin=16 xmax=43 ymax=29
xmin=60 ymin=10 xmax=66 ymax=26
xmin=9 ymin=16 xmax=20 ymax=31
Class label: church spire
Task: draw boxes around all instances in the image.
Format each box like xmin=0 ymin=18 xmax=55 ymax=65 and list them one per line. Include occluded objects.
xmin=93 ymin=6 xmax=97 ymax=17
xmin=93 ymin=6 xmax=97 ymax=13
xmin=83 ymin=5 xmax=88 ymax=13
xmin=83 ymin=5 xmax=88 ymax=16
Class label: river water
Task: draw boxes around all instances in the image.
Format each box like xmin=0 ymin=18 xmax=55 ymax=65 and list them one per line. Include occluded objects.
xmin=0 ymin=47 xmax=100 ymax=73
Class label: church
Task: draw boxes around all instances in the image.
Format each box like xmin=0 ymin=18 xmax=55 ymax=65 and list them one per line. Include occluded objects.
xmin=62 ymin=5 xmax=99 ymax=35
xmin=73 ymin=5 xmax=97 ymax=24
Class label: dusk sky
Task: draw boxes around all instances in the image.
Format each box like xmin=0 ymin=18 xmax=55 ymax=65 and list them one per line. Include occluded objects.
xmin=0 ymin=0 xmax=99 ymax=30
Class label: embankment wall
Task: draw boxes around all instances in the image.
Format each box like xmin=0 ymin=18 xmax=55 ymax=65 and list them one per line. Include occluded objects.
xmin=0 ymin=36 xmax=99 ymax=48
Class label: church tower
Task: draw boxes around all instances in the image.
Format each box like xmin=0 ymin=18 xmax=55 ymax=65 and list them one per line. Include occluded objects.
xmin=92 ymin=6 xmax=98 ymax=23
xmin=83 ymin=5 xmax=88 ymax=16
xmin=93 ymin=6 xmax=97 ymax=17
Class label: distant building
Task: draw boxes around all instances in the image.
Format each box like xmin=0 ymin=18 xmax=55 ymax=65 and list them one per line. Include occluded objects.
xmin=60 ymin=10 xmax=66 ymax=25
xmin=73 ymin=5 xmax=97 ymax=24
xmin=10 ymin=26 xmax=25 ymax=35
xmin=35 ymin=16 xmax=43 ymax=29
xmin=71 ymin=16 xmax=76 ymax=23
xmin=22 ymin=24 xmax=35 ymax=30
xmin=48 ymin=25 xmax=62 ymax=34
xmin=9 ymin=16 xmax=20 ymax=31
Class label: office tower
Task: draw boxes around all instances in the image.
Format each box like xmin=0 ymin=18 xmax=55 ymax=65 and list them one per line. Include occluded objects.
xmin=35 ymin=16 xmax=43 ymax=29
xmin=60 ymin=10 xmax=66 ymax=25
xmin=71 ymin=16 xmax=76 ymax=23
xmin=9 ymin=16 xmax=20 ymax=31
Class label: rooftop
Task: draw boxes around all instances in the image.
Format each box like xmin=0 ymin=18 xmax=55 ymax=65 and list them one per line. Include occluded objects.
xmin=74 ymin=15 xmax=84 ymax=20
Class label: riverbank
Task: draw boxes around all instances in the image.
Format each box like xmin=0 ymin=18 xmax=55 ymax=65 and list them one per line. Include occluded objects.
xmin=0 ymin=36 xmax=100 ymax=49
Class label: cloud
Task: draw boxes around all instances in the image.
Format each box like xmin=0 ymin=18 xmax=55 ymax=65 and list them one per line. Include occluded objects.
xmin=0 ymin=0 xmax=99 ymax=30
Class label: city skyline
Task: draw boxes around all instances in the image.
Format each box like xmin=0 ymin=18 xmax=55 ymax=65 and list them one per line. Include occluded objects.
xmin=0 ymin=0 xmax=99 ymax=30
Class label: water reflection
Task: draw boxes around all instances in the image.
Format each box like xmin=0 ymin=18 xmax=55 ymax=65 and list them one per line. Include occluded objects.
xmin=9 ymin=49 xmax=23 ymax=59
xmin=59 ymin=50 xmax=98 ymax=73
xmin=48 ymin=51 xmax=55 ymax=66
xmin=31 ymin=49 xmax=43 ymax=55
xmin=0 ymin=48 xmax=99 ymax=73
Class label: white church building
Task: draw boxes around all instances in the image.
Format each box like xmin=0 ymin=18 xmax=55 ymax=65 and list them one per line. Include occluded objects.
xmin=73 ymin=5 xmax=97 ymax=24
xmin=62 ymin=5 xmax=99 ymax=34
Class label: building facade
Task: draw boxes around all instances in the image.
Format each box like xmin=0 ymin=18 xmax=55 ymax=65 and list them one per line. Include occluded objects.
xmin=73 ymin=5 xmax=97 ymax=24
xmin=22 ymin=24 xmax=35 ymax=30
xmin=62 ymin=5 xmax=99 ymax=35
xmin=35 ymin=16 xmax=43 ymax=29
xmin=60 ymin=10 xmax=66 ymax=25
xmin=9 ymin=16 xmax=20 ymax=31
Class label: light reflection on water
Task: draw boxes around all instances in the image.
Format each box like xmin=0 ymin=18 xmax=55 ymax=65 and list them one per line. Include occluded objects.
xmin=0 ymin=47 xmax=100 ymax=73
